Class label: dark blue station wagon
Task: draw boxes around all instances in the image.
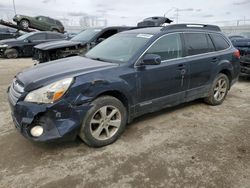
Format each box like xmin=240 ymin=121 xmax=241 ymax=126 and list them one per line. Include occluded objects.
xmin=8 ymin=24 xmax=240 ymax=147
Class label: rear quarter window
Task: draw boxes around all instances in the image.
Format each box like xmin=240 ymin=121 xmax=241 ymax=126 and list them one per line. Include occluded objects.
xmin=184 ymin=33 xmax=215 ymax=56
xmin=210 ymin=34 xmax=230 ymax=51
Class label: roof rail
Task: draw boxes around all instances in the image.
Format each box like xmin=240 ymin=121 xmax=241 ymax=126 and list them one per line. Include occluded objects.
xmin=161 ymin=24 xmax=221 ymax=32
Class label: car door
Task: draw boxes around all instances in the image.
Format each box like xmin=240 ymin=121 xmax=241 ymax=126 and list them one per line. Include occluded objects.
xmin=183 ymin=32 xmax=216 ymax=99
xmin=135 ymin=33 xmax=189 ymax=115
xmin=33 ymin=16 xmax=50 ymax=31
xmin=23 ymin=33 xmax=47 ymax=56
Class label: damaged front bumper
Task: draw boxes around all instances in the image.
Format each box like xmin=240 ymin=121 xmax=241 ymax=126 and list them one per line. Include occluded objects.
xmin=240 ymin=55 xmax=250 ymax=76
xmin=8 ymin=97 xmax=90 ymax=142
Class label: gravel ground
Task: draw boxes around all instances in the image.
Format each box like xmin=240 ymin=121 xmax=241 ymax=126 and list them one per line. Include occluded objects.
xmin=0 ymin=58 xmax=250 ymax=188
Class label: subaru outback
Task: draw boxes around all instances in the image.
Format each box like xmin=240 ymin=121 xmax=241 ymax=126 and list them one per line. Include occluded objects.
xmin=8 ymin=24 xmax=240 ymax=147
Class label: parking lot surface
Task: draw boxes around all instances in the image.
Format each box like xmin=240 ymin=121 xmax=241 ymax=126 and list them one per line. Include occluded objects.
xmin=0 ymin=58 xmax=250 ymax=188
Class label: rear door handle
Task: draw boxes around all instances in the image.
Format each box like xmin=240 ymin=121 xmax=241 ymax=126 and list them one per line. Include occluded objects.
xmin=177 ymin=64 xmax=185 ymax=70
xmin=212 ymin=57 xmax=218 ymax=62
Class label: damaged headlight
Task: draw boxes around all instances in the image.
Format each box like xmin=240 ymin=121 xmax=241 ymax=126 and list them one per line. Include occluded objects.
xmin=0 ymin=44 xmax=8 ymax=48
xmin=24 ymin=78 xmax=73 ymax=104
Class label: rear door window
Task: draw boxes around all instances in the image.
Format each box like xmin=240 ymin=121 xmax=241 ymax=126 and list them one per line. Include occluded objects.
xmin=28 ymin=33 xmax=46 ymax=41
xmin=210 ymin=34 xmax=230 ymax=51
xmin=184 ymin=33 xmax=215 ymax=56
xmin=47 ymin=33 xmax=65 ymax=39
xmin=146 ymin=33 xmax=183 ymax=61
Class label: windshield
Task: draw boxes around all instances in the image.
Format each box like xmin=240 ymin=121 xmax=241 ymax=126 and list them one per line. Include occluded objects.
xmin=17 ymin=32 xmax=34 ymax=40
xmin=85 ymin=33 xmax=152 ymax=63
xmin=71 ymin=28 xmax=102 ymax=42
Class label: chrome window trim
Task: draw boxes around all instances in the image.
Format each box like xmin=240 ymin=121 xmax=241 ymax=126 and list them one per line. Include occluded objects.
xmin=134 ymin=31 xmax=232 ymax=67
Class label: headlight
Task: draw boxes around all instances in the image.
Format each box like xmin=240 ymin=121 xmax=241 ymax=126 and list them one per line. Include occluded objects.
xmin=0 ymin=44 xmax=8 ymax=48
xmin=24 ymin=78 xmax=73 ymax=104
xmin=16 ymin=15 xmax=20 ymax=18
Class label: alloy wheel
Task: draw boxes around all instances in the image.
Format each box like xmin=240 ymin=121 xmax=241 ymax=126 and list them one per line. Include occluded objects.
xmin=90 ymin=105 xmax=122 ymax=141
xmin=213 ymin=78 xmax=227 ymax=101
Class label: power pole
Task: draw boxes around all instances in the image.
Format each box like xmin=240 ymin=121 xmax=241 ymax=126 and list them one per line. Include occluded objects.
xmin=13 ymin=0 xmax=17 ymax=15
xmin=176 ymin=8 xmax=179 ymax=23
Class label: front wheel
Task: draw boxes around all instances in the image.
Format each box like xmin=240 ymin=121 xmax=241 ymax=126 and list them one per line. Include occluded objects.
xmin=79 ymin=96 xmax=127 ymax=147
xmin=4 ymin=48 xmax=18 ymax=59
xmin=204 ymin=73 xmax=230 ymax=105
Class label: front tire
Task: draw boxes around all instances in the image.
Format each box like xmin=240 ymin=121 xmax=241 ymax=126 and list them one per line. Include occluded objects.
xmin=4 ymin=48 xmax=18 ymax=59
xmin=79 ymin=96 xmax=127 ymax=147
xmin=204 ymin=73 xmax=229 ymax=105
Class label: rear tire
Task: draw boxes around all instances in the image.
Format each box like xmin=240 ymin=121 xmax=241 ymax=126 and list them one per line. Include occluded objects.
xmin=51 ymin=29 xmax=59 ymax=32
xmin=204 ymin=73 xmax=229 ymax=105
xmin=4 ymin=48 xmax=18 ymax=59
xmin=79 ymin=96 xmax=127 ymax=147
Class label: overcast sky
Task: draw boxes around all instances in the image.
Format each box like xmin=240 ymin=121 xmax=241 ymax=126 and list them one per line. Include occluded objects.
xmin=0 ymin=0 xmax=250 ymax=26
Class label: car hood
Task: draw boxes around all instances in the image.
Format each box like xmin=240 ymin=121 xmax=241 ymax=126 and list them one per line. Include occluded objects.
xmin=16 ymin=56 xmax=118 ymax=91
xmin=35 ymin=40 xmax=84 ymax=50
xmin=0 ymin=38 xmax=22 ymax=45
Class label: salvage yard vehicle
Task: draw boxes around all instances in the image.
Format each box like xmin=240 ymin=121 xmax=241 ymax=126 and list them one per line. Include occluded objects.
xmin=231 ymin=37 xmax=250 ymax=77
xmin=8 ymin=24 xmax=240 ymax=147
xmin=0 ymin=26 xmax=22 ymax=40
xmin=33 ymin=27 xmax=134 ymax=63
xmin=0 ymin=31 xmax=66 ymax=58
xmin=13 ymin=15 xmax=64 ymax=33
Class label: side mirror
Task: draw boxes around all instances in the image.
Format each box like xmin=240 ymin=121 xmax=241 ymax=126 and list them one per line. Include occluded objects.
xmin=24 ymin=39 xmax=31 ymax=43
xmin=141 ymin=54 xmax=161 ymax=66
xmin=97 ymin=38 xmax=105 ymax=43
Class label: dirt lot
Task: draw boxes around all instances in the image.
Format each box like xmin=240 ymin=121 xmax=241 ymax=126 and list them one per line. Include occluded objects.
xmin=0 ymin=58 xmax=250 ymax=188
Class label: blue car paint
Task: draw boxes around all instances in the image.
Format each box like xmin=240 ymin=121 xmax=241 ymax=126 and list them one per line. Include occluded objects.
xmin=8 ymin=27 xmax=240 ymax=142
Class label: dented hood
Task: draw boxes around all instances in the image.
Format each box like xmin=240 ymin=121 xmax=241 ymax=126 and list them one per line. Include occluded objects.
xmin=34 ymin=40 xmax=84 ymax=50
xmin=16 ymin=56 xmax=117 ymax=91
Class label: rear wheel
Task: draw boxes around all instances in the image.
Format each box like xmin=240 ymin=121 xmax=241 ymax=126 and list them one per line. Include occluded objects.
xmin=79 ymin=96 xmax=127 ymax=147
xmin=51 ymin=29 xmax=59 ymax=32
xmin=19 ymin=19 xmax=29 ymax=28
xmin=204 ymin=73 xmax=229 ymax=105
xmin=4 ymin=48 xmax=18 ymax=59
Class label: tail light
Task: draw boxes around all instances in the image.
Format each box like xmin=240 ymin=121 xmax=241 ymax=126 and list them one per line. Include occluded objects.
xmin=233 ymin=50 xmax=240 ymax=59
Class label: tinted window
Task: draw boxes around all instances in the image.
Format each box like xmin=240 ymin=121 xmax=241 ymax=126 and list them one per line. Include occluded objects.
xmin=47 ymin=33 xmax=64 ymax=39
xmin=28 ymin=33 xmax=46 ymax=41
xmin=184 ymin=33 xmax=214 ymax=56
xmin=210 ymin=34 xmax=230 ymax=51
xmin=98 ymin=29 xmax=118 ymax=39
xmin=146 ymin=33 xmax=182 ymax=61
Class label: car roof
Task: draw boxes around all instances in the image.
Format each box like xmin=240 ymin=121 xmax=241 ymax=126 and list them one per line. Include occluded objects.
xmin=29 ymin=31 xmax=64 ymax=35
xmin=122 ymin=24 xmax=221 ymax=36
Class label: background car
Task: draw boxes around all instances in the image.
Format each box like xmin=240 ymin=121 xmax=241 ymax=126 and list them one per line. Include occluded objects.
xmin=230 ymin=37 xmax=250 ymax=77
xmin=0 ymin=31 xmax=66 ymax=58
xmin=13 ymin=15 xmax=64 ymax=33
xmin=0 ymin=26 xmax=23 ymax=40
xmin=33 ymin=26 xmax=134 ymax=63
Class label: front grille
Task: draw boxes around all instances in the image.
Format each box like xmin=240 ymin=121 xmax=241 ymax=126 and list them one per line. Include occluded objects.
xmin=8 ymin=79 xmax=24 ymax=105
